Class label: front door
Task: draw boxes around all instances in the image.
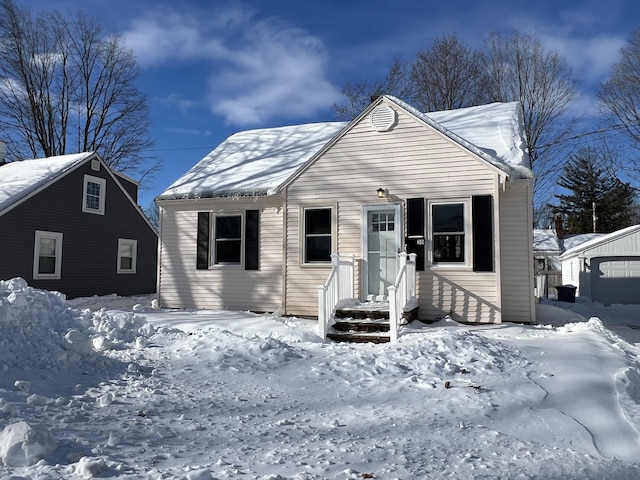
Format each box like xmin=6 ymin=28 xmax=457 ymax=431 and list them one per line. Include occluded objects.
xmin=363 ymin=204 xmax=402 ymax=300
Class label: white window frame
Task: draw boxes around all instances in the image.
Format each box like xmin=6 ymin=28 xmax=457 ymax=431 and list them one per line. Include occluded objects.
xmin=82 ymin=174 xmax=106 ymax=215
xmin=33 ymin=230 xmax=63 ymax=279
xmin=117 ymin=238 xmax=138 ymax=274
xmin=211 ymin=213 xmax=244 ymax=266
xmin=427 ymin=199 xmax=471 ymax=268
xmin=300 ymin=205 xmax=336 ymax=266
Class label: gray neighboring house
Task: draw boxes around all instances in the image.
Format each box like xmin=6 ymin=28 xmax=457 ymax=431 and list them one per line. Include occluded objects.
xmin=0 ymin=152 xmax=158 ymax=298
xmin=560 ymin=224 xmax=640 ymax=305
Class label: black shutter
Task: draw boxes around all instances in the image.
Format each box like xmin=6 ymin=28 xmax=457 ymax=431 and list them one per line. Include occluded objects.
xmin=245 ymin=210 xmax=259 ymax=270
xmin=406 ymin=198 xmax=425 ymax=270
xmin=472 ymin=195 xmax=493 ymax=272
xmin=196 ymin=212 xmax=210 ymax=270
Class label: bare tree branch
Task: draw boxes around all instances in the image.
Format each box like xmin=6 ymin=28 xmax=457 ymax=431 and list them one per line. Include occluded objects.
xmin=0 ymin=0 xmax=156 ymax=181
xmin=484 ymin=31 xmax=579 ymax=199
xmin=411 ymin=33 xmax=490 ymax=111
xmin=331 ymin=56 xmax=413 ymax=121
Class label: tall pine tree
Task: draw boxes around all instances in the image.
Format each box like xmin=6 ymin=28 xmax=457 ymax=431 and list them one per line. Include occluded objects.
xmin=553 ymin=147 xmax=636 ymax=233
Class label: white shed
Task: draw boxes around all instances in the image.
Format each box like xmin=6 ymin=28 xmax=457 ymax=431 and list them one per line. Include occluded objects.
xmin=560 ymin=225 xmax=640 ymax=305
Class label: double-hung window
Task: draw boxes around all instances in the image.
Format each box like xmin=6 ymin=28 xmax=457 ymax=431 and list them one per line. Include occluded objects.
xmin=214 ymin=215 xmax=242 ymax=265
xmin=303 ymin=207 xmax=333 ymax=264
xmin=83 ymin=174 xmax=106 ymax=215
xmin=197 ymin=211 xmax=259 ymax=270
xmin=33 ymin=231 xmax=63 ymax=279
xmin=117 ymin=239 xmax=137 ymax=274
xmin=431 ymin=202 xmax=466 ymax=264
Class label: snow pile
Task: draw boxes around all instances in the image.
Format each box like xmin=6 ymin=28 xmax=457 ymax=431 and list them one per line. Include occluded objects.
xmin=0 ymin=278 xmax=159 ymax=470
xmin=0 ymin=278 xmax=154 ymax=379
xmin=2 ymin=280 xmax=640 ymax=478
xmin=0 ymin=421 xmax=57 ymax=467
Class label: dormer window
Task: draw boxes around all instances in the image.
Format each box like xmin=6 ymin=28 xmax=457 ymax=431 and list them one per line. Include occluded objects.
xmin=83 ymin=174 xmax=106 ymax=215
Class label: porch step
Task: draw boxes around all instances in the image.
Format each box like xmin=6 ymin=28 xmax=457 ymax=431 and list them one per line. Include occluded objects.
xmin=334 ymin=301 xmax=390 ymax=320
xmin=327 ymin=331 xmax=390 ymax=344
xmin=332 ymin=318 xmax=390 ymax=333
xmin=326 ymin=300 xmax=418 ymax=343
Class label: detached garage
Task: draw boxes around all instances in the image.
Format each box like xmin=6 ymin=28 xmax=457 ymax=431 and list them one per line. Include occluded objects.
xmin=560 ymin=225 xmax=640 ymax=305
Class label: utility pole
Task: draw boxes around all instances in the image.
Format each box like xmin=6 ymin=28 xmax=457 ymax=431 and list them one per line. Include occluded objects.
xmin=592 ymin=201 xmax=597 ymax=233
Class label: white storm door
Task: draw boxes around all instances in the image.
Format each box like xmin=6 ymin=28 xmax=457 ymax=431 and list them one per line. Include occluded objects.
xmin=363 ymin=205 xmax=402 ymax=299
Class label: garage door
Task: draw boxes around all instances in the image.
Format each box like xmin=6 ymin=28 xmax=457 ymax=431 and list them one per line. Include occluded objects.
xmin=590 ymin=256 xmax=640 ymax=305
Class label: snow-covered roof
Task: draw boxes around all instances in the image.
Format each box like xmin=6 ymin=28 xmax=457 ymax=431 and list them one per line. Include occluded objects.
xmin=0 ymin=152 xmax=95 ymax=214
xmin=561 ymin=224 xmax=640 ymax=259
xmin=158 ymin=122 xmax=348 ymax=200
xmin=158 ymin=96 xmax=532 ymax=200
xmin=533 ymin=230 xmax=606 ymax=255
xmin=533 ymin=229 xmax=561 ymax=253
xmin=562 ymin=233 xmax=606 ymax=252
xmin=388 ymin=96 xmax=532 ymax=179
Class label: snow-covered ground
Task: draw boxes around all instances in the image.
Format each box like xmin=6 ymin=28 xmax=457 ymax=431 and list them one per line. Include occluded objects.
xmin=1 ymin=277 xmax=640 ymax=479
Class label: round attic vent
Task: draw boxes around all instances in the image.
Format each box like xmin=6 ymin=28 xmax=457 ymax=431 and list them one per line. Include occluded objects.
xmin=369 ymin=104 xmax=397 ymax=132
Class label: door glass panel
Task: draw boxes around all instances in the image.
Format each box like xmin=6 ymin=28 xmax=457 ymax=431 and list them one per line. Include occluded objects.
xmin=367 ymin=209 xmax=398 ymax=297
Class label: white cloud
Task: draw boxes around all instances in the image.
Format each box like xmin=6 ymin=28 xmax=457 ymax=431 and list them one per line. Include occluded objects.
xmin=539 ymin=33 xmax=625 ymax=85
xmin=154 ymin=94 xmax=196 ymax=115
xmin=122 ymin=6 xmax=340 ymax=126
xmin=165 ymin=127 xmax=212 ymax=137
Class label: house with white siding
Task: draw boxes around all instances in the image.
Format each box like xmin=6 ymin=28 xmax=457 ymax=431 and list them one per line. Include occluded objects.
xmin=560 ymin=224 xmax=640 ymax=305
xmin=155 ymin=95 xmax=536 ymax=336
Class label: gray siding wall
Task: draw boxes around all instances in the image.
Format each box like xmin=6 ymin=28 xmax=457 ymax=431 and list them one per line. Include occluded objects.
xmin=0 ymin=161 xmax=157 ymax=298
xmin=157 ymin=196 xmax=284 ymax=312
xmin=285 ymin=103 xmax=507 ymax=322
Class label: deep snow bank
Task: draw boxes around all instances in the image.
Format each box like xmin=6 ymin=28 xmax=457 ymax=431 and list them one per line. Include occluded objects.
xmin=0 ymin=278 xmax=154 ymax=377
xmin=0 ymin=278 xmax=155 ymax=468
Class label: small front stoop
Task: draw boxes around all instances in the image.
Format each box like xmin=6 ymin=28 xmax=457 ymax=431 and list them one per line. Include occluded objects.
xmin=326 ymin=303 xmax=392 ymax=343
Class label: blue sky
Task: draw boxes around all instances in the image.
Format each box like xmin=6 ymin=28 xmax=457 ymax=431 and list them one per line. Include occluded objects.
xmin=28 ymin=0 xmax=640 ymax=209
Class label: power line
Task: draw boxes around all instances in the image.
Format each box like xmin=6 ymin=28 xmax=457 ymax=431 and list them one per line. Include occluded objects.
xmin=146 ymin=145 xmax=217 ymax=153
xmin=538 ymin=123 xmax=628 ymax=150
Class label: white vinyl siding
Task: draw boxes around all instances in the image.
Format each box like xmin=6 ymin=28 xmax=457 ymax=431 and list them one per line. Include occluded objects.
xmin=157 ymin=197 xmax=283 ymax=312
xmin=499 ymin=179 xmax=536 ymax=323
xmin=285 ymin=105 xmax=505 ymax=320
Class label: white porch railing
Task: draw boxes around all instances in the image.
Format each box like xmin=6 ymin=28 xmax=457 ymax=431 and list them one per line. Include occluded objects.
xmin=317 ymin=253 xmax=355 ymax=340
xmin=388 ymin=252 xmax=417 ymax=342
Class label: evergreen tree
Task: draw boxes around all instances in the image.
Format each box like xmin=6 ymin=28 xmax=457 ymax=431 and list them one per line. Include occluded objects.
xmin=553 ymin=147 xmax=636 ymax=233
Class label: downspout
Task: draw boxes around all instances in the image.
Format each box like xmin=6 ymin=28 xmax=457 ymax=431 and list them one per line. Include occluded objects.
xmin=526 ymin=178 xmax=536 ymax=324
xmin=493 ymin=173 xmax=502 ymax=323
xmin=281 ymin=187 xmax=288 ymax=315
xmin=155 ymin=203 xmax=163 ymax=309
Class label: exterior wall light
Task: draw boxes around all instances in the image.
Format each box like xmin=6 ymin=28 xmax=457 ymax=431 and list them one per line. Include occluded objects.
xmin=377 ymin=188 xmax=387 ymax=199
